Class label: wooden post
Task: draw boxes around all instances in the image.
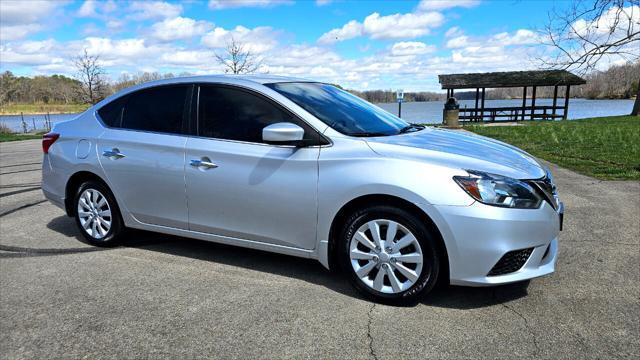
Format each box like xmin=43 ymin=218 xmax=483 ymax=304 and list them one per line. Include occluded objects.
xmin=474 ymin=88 xmax=479 ymax=121
xmin=450 ymin=89 xmax=454 ymax=98
xmin=530 ymin=86 xmax=537 ymax=120
xmin=552 ymin=86 xmax=558 ymax=119
xmin=563 ymin=85 xmax=571 ymax=120
xmin=481 ymin=87 xmax=486 ymax=122
xmin=521 ymin=86 xmax=527 ymax=121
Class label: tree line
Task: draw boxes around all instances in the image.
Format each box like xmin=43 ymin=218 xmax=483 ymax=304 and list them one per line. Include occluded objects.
xmin=479 ymin=61 xmax=639 ymax=101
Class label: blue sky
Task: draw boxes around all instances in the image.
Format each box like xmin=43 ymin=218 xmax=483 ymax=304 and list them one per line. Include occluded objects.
xmin=1 ymin=0 xmax=636 ymax=91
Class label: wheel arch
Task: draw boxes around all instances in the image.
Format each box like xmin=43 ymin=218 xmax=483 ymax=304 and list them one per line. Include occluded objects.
xmin=64 ymin=171 xmax=111 ymax=217
xmin=327 ymin=194 xmax=450 ymax=284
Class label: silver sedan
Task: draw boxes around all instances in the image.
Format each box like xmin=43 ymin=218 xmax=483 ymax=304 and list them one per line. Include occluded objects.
xmin=42 ymin=75 xmax=562 ymax=304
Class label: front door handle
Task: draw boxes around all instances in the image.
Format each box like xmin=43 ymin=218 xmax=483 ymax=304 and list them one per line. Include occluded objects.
xmin=190 ymin=158 xmax=218 ymax=169
xmin=103 ymin=148 xmax=125 ymax=159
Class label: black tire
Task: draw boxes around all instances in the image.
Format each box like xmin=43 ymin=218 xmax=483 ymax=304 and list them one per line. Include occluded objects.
xmin=338 ymin=205 xmax=440 ymax=305
xmin=73 ymin=180 xmax=124 ymax=247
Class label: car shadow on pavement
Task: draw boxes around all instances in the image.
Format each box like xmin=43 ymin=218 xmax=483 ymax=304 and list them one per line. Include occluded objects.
xmin=423 ymin=281 xmax=530 ymax=310
xmin=46 ymin=215 xmax=530 ymax=308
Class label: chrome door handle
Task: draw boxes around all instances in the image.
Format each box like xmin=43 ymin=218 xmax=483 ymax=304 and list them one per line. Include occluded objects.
xmin=190 ymin=159 xmax=218 ymax=169
xmin=103 ymin=148 xmax=125 ymax=159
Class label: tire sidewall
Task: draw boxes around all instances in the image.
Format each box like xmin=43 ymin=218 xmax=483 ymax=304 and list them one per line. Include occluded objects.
xmin=74 ymin=180 xmax=123 ymax=247
xmin=338 ymin=205 xmax=440 ymax=305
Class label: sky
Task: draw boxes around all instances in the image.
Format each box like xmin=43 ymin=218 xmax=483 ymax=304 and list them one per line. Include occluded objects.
xmin=0 ymin=0 xmax=638 ymax=92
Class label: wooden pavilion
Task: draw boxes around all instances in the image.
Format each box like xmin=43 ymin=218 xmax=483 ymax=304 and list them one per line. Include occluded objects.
xmin=438 ymin=70 xmax=586 ymax=122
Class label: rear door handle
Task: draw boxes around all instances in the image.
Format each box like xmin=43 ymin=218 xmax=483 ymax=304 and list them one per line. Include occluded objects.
xmin=102 ymin=148 xmax=125 ymax=159
xmin=190 ymin=158 xmax=218 ymax=169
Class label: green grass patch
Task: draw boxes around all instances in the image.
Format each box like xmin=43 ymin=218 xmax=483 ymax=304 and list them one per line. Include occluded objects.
xmin=0 ymin=103 xmax=88 ymax=115
xmin=466 ymin=116 xmax=640 ymax=180
xmin=0 ymin=132 xmax=44 ymax=142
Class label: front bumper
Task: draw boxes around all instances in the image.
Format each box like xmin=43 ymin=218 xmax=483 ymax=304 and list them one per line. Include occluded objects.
xmin=430 ymin=200 xmax=562 ymax=286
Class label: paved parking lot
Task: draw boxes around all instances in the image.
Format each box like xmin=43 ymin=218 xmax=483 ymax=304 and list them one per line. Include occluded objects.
xmin=1 ymin=139 xmax=639 ymax=359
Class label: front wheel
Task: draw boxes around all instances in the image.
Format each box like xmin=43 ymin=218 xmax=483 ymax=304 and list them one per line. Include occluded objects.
xmin=338 ymin=206 xmax=440 ymax=305
xmin=74 ymin=180 xmax=124 ymax=246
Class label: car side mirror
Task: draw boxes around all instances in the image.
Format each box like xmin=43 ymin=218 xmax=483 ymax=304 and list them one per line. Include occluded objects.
xmin=262 ymin=122 xmax=305 ymax=145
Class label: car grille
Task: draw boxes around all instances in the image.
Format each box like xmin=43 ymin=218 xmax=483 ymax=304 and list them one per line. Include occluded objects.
xmin=526 ymin=175 xmax=559 ymax=210
xmin=487 ymin=248 xmax=534 ymax=276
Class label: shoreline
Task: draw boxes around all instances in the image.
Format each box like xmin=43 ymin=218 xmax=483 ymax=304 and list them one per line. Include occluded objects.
xmin=0 ymin=110 xmax=83 ymax=116
xmin=0 ymin=103 xmax=89 ymax=116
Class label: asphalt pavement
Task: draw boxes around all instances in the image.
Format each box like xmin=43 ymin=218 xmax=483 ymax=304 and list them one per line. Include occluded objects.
xmin=1 ymin=139 xmax=638 ymax=359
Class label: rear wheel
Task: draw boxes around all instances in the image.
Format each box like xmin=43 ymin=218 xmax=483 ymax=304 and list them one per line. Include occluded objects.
xmin=339 ymin=205 xmax=440 ymax=305
xmin=74 ymin=180 xmax=124 ymax=246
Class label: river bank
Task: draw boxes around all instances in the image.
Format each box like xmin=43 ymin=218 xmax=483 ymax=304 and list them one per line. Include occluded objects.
xmin=0 ymin=103 xmax=89 ymax=116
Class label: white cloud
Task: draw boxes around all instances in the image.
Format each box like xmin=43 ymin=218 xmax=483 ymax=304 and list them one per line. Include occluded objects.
xmin=319 ymin=11 xmax=445 ymax=44
xmin=208 ymin=0 xmax=293 ymax=9
xmin=1 ymin=40 xmax=60 ymax=65
xmin=106 ymin=20 xmax=125 ymax=31
xmin=151 ymin=17 xmax=213 ymax=42
xmin=417 ymin=0 xmax=480 ymax=11
xmin=160 ymin=50 xmax=213 ymax=66
xmin=446 ymin=35 xmax=468 ymax=48
xmin=0 ymin=0 xmax=64 ymax=25
xmin=201 ymin=26 xmax=279 ymax=53
xmin=128 ymin=1 xmax=182 ymax=20
xmin=364 ymin=12 xmax=444 ymax=39
xmin=0 ymin=24 xmax=43 ymax=42
xmin=77 ymin=0 xmax=117 ymax=18
xmin=77 ymin=0 xmax=97 ymax=17
xmin=318 ymin=20 xmax=363 ymax=44
xmin=268 ymin=44 xmax=342 ymax=67
xmin=316 ymin=0 xmax=333 ymax=6
xmin=445 ymin=26 xmax=463 ymax=38
xmin=60 ymin=37 xmax=174 ymax=69
xmin=447 ymin=29 xmax=539 ymax=48
xmin=391 ymin=41 xmax=436 ymax=56
xmin=492 ymin=29 xmax=540 ymax=46
xmin=0 ymin=0 xmax=67 ymax=40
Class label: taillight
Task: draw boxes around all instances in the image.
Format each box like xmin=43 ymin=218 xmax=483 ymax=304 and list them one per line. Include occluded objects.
xmin=42 ymin=133 xmax=60 ymax=154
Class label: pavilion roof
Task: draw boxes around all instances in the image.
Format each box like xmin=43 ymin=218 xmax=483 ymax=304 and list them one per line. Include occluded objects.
xmin=438 ymin=70 xmax=586 ymax=89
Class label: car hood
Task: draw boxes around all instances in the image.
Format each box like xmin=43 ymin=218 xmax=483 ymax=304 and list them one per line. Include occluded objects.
xmin=364 ymin=127 xmax=546 ymax=179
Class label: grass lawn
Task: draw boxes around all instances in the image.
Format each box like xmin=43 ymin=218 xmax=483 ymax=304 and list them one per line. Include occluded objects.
xmin=0 ymin=132 xmax=44 ymax=142
xmin=0 ymin=103 xmax=88 ymax=115
xmin=466 ymin=115 xmax=640 ymax=180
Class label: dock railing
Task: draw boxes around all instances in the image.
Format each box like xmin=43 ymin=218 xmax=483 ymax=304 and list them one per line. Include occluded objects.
xmin=458 ymin=105 xmax=567 ymax=122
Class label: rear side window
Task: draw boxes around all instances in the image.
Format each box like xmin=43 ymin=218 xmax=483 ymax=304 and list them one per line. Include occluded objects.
xmin=97 ymin=95 xmax=127 ymax=127
xmin=121 ymin=85 xmax=189 ymax=134
xmin=198 ymin=85 xmax=318 ymax=144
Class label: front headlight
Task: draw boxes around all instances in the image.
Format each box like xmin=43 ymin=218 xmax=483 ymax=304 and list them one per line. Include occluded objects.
xmin=453 ymin=170 xmax=542 ymax=209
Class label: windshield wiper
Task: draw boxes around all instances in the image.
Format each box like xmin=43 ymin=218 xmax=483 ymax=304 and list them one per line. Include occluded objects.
xmin=398 ymin=124 xmax=425 ymax=134
xmin=349 ymin=132 xmax=390 ymax=137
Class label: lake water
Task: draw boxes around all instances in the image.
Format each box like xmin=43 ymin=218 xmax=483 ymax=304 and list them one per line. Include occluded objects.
xmin=376 ymin=98 xmax=636 ymax=124
xmin=1 ymin=113 xmax=79 ymax=132
xmin=0 ymin=98 xmax=635 ymax=132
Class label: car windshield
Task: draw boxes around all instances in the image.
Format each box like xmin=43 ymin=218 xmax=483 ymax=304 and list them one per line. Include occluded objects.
xmin=265 ymin=82 xmax=419 ymax=137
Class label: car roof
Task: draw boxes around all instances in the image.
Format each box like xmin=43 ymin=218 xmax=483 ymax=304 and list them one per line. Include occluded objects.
xmin=94 ymin=74 xmax=316 ymax=109
xmin=141 ymin=74 xmax=313 ymax=87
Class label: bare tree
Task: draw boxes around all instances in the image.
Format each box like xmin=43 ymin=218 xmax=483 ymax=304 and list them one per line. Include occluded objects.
xmin=73 ymin=49 xmax=107 ymax=104
xmin=540 ymin=0 xmax=640 ymax=115
xmin=214 ymin=37 xmax=263 ymax=74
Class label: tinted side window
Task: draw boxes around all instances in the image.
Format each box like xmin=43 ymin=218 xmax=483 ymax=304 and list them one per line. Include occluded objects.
xmin=121 ymin=85 xmax=189 ymax=134
xmin=198 ymin=85 xmax=318 ymax=143
xmin=97 ymin=95 xmax=127 ymax=127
